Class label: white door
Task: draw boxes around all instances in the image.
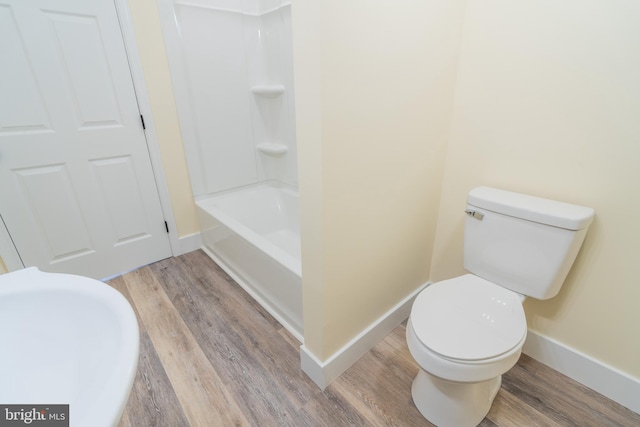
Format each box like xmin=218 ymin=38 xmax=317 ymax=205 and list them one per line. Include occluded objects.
xmin=0 ymin=0 xmax=172 ymax=279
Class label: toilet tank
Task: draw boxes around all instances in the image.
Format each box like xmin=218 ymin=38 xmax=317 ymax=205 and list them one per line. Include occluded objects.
xmin=463 ymin=187 xmax=594 ymax=300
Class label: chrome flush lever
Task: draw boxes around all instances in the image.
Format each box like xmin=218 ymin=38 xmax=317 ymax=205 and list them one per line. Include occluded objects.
xmin=465 ymin=209 xmax=484 ymax=220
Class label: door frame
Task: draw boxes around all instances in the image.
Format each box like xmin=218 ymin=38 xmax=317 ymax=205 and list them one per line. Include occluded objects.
xmin=0 ymin=0 xmax=179 ymax=272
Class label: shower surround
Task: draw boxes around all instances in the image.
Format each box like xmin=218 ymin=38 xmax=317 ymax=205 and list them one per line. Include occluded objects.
xmin=159 ymin=0 xmax=301 ymax=338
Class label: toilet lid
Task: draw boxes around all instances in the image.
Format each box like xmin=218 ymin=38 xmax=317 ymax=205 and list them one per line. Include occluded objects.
xmin=410 ymin=274 xmax=526 ymax=361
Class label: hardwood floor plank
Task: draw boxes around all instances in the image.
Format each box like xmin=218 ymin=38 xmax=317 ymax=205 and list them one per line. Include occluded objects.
xmin=122 ymin=266 xmax=250 ymax=427
xmin=148 ymin=255 xmax=316 ymax=426
xmin=502 ymin=354 xmax=640 ymax=427
xmin=117 ymin=411 xmax=132 ymax=427
xmin=300 ymin=388 xmax=374 ymax=427
xmin=108 ymin=252 xmax=640 ymax=427
xmin=180 ymin=250 xmax=284 ymax=331
xmin=478 ymin=417 xmax=499 ymax=427
xmin=278 ymin=325 xmax=302 ymax=351
xmin=486 ymin=387 xmax=562 ymax=427
xmin=175 ymin=253 xmax=322 ymax=406
xmin=330 ymin=326 xmax=431 ymax=426
xmin=154 ymin=257 xmax=300 ymax=425
xmin=119 ymin=332 xmax=190 ymax=427
xmin=110 ymin=276 xmax=190 ymax=427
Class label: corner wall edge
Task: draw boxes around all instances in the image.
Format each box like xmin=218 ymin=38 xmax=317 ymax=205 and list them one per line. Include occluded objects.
xmin=300 ymin=281 xmax=430 ymax=390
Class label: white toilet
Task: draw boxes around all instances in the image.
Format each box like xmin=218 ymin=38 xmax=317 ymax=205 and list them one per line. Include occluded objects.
xmin=407 ymin=187 xmax=594 ymax=427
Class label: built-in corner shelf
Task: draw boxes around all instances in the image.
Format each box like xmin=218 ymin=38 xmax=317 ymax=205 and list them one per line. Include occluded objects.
xmin=251 ymin=85 xmax=285 ymax=98
xmin=256 ymin=142 xmax=288 ymax=156
xmin=252 ymin=86 xmax=287 ymax=157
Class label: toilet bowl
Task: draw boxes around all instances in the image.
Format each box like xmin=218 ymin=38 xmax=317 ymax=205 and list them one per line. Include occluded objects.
xmin=406 ymin=187 xmax=594 ymax=427
xmin=407 ymin=275 xmax=527 ymax=427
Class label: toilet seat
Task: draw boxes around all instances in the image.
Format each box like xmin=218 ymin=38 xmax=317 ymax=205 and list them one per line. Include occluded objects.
xmin=410 ymin=274 xmax=526 ymax=362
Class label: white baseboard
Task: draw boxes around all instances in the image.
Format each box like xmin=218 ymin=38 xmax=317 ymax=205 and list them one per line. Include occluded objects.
xmin=523 ymin=330 xmax=640 ymax=414
xmin=176 ymin=232 xmax=202 ymax=256
xmin=298 ymin=284 xmax=640 ymax=414
xmin=300 ymin=282 xmax=430 ymax=390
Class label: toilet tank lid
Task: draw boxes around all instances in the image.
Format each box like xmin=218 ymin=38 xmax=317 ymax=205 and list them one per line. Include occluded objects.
xmin=468 ymin=187 xmax=595 ymax=230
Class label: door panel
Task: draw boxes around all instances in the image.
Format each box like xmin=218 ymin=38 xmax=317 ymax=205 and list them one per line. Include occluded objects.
xmin=0 ymin=0 xmax=172 ymax=279
xmin=91 ymin=155 xmax=151 ymax=245
xmin=0 ymin=5 xmax=53 ymax=134
xmin=46 ymin=10 xmax=123 ymax=128
xmin=14 ymin=163 xmax=95 ymax=263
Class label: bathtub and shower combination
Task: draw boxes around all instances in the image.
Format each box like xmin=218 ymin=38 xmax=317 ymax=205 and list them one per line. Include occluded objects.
xmin=196 ymin=183 xmax=303 ymax=341
xmin=157 ymin=0 xmax=303 ymax=339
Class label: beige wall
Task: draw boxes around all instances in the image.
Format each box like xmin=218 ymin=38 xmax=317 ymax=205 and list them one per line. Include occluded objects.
xmin=293 ymin=0 xmax=467 ymax=359
xmin=132 ymin=0 xmax=640 ymax=378
xmin=127 ymin=0 xmax=199 ymax=238
xmin=292 ymin=0 xmax=324 ymax=356
xmin=431 ymin=0 xmax=640 ymax=377
xmin=4 ymin=0 xmax=637 ymax=381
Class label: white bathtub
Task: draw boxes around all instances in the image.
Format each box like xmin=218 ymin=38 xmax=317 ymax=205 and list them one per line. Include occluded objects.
xmin=0 ymin=267 xmax=139 ymax=427
xmin=196 ymin=183 xmax=302 ymax=340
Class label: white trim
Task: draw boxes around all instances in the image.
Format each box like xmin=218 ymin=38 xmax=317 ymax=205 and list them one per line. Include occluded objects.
xmin=114 ymin=0 xmax=179 ymax=256
xmin=0 ymin=215 xmax=24 ymax=272
xmin=176 ymin=232 xmax=202 ymax=256
xmin=523 ymin=329 xmax=640 ymax=414
xmin=300 ymin=282 xmax=430 ymax=389
xmin=299 ymin=286 xmax=640 ymax=412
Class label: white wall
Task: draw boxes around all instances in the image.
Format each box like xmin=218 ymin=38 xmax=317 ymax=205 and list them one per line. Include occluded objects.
xmin=247 ymin=4 xmax=298 ymax=186
xmin=159 ymin=0 xmax=297 ymax=196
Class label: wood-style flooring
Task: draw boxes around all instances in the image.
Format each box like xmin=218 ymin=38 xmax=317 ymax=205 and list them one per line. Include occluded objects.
xmin=110 ymin=250 xmax=640 ymax=426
